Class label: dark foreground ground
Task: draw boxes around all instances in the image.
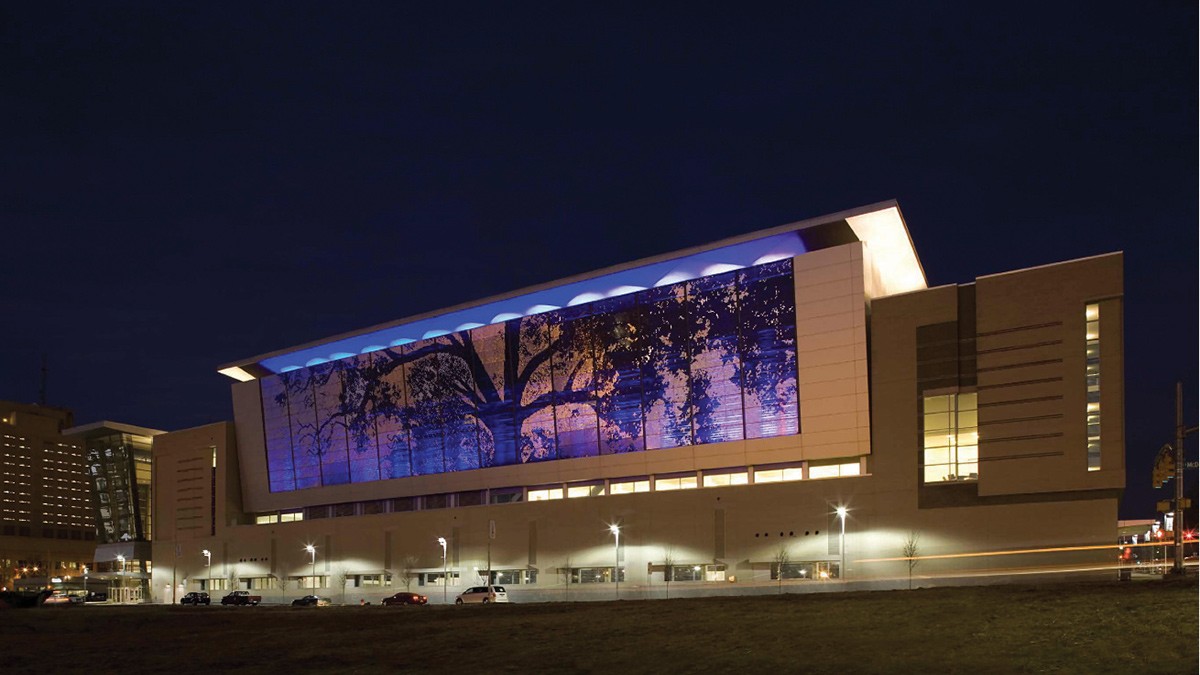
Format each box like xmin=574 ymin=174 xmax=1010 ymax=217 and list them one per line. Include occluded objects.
xmin=2 ymin=578 xmax=1196 ymax=674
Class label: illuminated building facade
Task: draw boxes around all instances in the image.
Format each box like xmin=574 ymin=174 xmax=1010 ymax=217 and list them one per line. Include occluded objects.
xmin=63 ymin=421 xmax=164 ymax=602
xmin=150 ymin=201 xmax=1125 ymax=603
xmin=0 ymin=402 xmax=94 ymax=590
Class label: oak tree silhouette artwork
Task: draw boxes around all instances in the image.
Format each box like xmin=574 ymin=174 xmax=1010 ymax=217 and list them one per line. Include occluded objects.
xmin=263 ymin=260 xmax=799 ymax=490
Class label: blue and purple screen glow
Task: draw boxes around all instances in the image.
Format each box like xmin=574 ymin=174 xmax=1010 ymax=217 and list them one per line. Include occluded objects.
xmin=261 ymin=259 xmax=799 ymax=492
xmin=258 ymin=232 xmax=803 ymax=374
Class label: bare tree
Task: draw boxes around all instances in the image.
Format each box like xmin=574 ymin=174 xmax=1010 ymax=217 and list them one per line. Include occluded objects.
xmin=226 ymin=567 xmax=239 ymax=593
xmin=902 ymin=531 xmax=921 ymax=590
xmin=773 ymin=545 xmax=790 ymax=594
xmin=332 ymin=569 xmax=348 ymax=604
xmin=275 ymin=574 xmax=294 ymax=604
xmin=662 ymin=547 xmax=676 ymax=600
xmin=561 ymin=555 xmax=572 ymax=602
xmin=398 ymin=555 xmax=419 ymax=592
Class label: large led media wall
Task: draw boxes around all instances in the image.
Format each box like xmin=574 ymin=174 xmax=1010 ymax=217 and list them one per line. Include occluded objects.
xmin=261 ymin=259 xmax=799 ymax=492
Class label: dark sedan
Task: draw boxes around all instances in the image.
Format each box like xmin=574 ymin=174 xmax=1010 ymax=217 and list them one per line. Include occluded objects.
xmin=291 ymin=595 xmax=331 ymax=607
xmin=180 ymin=592 xmax=210 ymax=606
xmin=381 ymin=592 xmax=428 ymax=606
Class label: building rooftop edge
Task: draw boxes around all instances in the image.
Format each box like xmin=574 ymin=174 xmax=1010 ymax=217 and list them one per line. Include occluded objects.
xmin=220 ymin=199 xmax=919 ymax=374
xmin=62 ymin=420 xmax=167 ymax=438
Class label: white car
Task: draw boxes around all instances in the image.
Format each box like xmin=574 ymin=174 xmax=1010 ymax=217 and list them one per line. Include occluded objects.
xmin=454 ymin=585 xmax=509 ymax=604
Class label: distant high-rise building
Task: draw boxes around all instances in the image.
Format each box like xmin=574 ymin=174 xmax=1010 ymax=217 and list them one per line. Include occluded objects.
xmin=0 ymin=402 xmax=95 ymax=591
xmin=63 ymin=421 xmax=164 ymax=602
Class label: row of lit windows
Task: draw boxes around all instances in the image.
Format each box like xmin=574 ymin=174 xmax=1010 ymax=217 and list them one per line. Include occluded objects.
xmin=527 ymin=462 xmax=862 ymax=501
xmin=254 ymin=512 xmax=304 ymax=525
xmin=253 ymin=459 xmax=865 ymax=524
xmin=1085 ymin=303 xmax=1101 ymax=471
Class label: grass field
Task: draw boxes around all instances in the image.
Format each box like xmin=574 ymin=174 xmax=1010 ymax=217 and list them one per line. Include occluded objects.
xmin=2 ymin=578 xmax=1195 ymax=674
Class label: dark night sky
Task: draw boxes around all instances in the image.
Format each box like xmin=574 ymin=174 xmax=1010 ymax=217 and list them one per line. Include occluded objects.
xmin=2 ymin=3 xmax=1195 ymax=518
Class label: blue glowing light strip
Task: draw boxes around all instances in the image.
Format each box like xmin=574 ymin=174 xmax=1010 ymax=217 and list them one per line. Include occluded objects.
xmin=258 ymin=232 xmax=804 ymax=373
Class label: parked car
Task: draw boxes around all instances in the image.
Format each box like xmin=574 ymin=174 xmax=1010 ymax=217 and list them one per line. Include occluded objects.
xmin=42 ymin=591 xmax=83 ymax=605
xmin=291 ymin=595 xmax=331 ymax=607
xmin=180 ymin=592 xmax=210 ymax=606
xmin=220 ymin=590 xmax=261 ymax=606
xmin=381 ymin=592 xmax=428 ymax=606
xmin=454 ymin=585 xmax=508 ymax=604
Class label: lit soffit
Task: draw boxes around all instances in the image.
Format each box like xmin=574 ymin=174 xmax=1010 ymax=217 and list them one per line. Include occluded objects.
xmin=217 ymin=366 xmax=257 ymax=382
xmin=844 ymin=206 xmax=927 ymax=297
xmin=220 ymin=203 xmax=928 ymax=380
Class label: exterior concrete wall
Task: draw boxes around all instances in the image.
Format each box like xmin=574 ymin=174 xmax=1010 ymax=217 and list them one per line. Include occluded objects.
xmin=793 ymin=242 xmax=871 ymax=460
xmin=974 ymin=253 xmax=1124 ymax=495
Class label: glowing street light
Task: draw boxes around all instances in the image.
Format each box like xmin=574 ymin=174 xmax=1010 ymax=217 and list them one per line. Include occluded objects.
xmin=840 ymin=504 xmax=849 ymax=578
xmin=437 ymin=537 xmax=448 ymax=603
xmin=609 ymin=523 xmax=621 ymax=599
xmin=116 ymin=554 xmax=126 ymax=600
xmin=305 ymin=544 xmax=317 ymax=588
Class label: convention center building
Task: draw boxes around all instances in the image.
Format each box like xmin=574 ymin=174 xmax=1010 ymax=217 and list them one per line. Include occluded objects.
xmin=149 ymin=201 xmax=1124 ymax=603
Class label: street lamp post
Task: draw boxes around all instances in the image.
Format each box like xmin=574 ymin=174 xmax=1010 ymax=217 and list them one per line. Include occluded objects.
xmin=83 ymin=565 xmax=88 ymax=600
xmin=437 ymin=537 xmax=448 ymax=603
xmin=836 ymin=506 xmax=848 ymax=581
xmin=305 ymin=545 xmax=317 ymax=589
xmin=116 ymin=554 xmax=126 ymax=602
xmin=609 ymin=524 xmax=621 ymax=599
xmin=202 ymin=550 xmax=211 ymax=593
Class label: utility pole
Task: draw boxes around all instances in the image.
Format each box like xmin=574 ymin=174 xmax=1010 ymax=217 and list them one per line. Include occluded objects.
xmin=1173 ymin=381 xmax=1185 ymax=575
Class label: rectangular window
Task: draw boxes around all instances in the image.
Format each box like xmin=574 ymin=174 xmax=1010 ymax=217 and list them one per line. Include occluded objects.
xmin=702 ymin=471 xmax=749 ymax=487
xmin=771 ymin=561 xmax=840 ymax=580
xmin=417 ymin=572 xmax=459 ymax=587
xmin=299 ymin=575 xmax=327 ymax=589
xmin=391 ymin=496 xmax=416 ymax=512
xmin=527 ymin=487 xmax=564 ymax=501
xmin=456 ymin=490 xmax=486 ymax=507
xmin=566 ymin=483 xmax=605 ymax=498
xmin=1086 ymin=303 xmax=1101 ymax=471
xmin=922 ymin=392 xmax=978 ymax=483
xmin=808 ymin=460 xmax=861 ymax=479
xmin=280 ymin=511 xmax=303 ymax=522
xmin=422 ymin=493 xmax=450 ymax=510
xmin=488 ymin=487 xmax=524 ymax=505
xmin=654 ymin=475 xmax=698 ymax=491
xmin=609 ymin=479 xmax=650 ymax=495
xmin=255 ymin=514 xmax=278 ymax=525
xmin=361 ymin=500 xmax=387 ymax=515
xmin=705 ymin=564 xmax=727 ymax=582
xmin=489 ymin=569 xmax=534 ymax=585
xmin=571 ymin=567 xmax=625 ymax=583
xmin=669 ymin=565 xmax=704 ymax=582
xmin=753 ymin=466 xmax=803 ymax=483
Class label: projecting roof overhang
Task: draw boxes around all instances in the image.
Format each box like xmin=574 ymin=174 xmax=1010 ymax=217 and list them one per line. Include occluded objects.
xmin=62 ymin=421 xmax=165 ymax=439
xmin=220 ymin=200 xmax=925 ymax=379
